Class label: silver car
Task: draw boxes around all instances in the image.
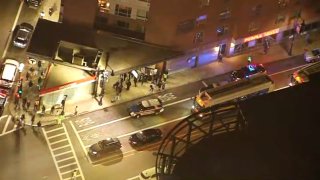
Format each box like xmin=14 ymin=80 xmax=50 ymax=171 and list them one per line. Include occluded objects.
xmin=13 ymin=23 xmax=34 ymax=48
xmin=304 ymin=48 xmax=320 ymax=63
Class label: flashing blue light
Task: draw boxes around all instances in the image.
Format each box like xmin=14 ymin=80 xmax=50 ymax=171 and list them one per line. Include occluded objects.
xmin=248 ymin=65 xmax=255 ymax=72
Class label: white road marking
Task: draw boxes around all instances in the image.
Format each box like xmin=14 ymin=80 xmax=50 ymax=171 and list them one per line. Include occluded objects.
xmin=0 ymin=115 xmax=8 ymax=120
xmin=69 ymin=121 xmax=92 ymax=164
xmin=202 ymin=81 xmax=208 ymax=87
xmin=2 ymin=116 xmax=11 ymax=134
xmin=117 ymin=115 xmax=189 ymax=139
xmin=2 ymin=1 xmax=24 ymax=58
xmin=269 ymin=64 xmax=308 ymax=76
xmin=78 ymin=116 xmax=130 ymax=133
xmin=163 ymin=97 xmax=192 ymax=107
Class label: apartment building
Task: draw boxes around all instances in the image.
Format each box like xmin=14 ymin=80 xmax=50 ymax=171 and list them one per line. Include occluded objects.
xmin=62 ymin=0 xmax=320 ymax=68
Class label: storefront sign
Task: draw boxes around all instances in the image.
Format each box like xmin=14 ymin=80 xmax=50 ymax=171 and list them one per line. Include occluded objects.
xmin=244 ymin=28 xmax=280 ymax=43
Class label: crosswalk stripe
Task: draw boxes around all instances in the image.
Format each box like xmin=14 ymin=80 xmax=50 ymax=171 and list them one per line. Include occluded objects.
xmin=2 ymin=116 xmax=11 ymax=134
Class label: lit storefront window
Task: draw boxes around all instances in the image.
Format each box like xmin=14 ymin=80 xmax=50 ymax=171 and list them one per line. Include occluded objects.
xmin=98 ymin=0 xmax=110 ymax=13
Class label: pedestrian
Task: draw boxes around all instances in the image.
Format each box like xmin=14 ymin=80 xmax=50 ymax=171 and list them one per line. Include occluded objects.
xmin=157 ymin=81 xmax=162 ymax=91
xmin=126 ymin=79 xmax=131 ymax=90
xmin=123 ymin=73 xmax=127 ymax=81
xmin=22 ymin=98 xmax=27 ymax=110
xmin=133 ymin=77 xmax=137 ymax=87
xmin=31 ymin=114 xmax=35 ymax=125
xmin=161 ymin=82 xmax=166 ymax=90
xmin=149 ymin=84 xmax=154 ymax=93
xmin=37 ymin=60 xmax=42 ymax=69
xmin=305 ymin=33 xmax=311 ymax=44
xmin=50 ymin=106 xmax=55 ymax=115
xmin=37 ymin=121 xmax=42 ymax=130
xmin=218 ymin=53 xmax=223 ymax=62
xmin=163 ymin=73 xmax=168 ymax=82
xmin=71 ymin=169 xmax=78 ymax=180
xmin=26 ymin=71 xmax=30 ymax=81
xmin=26 ymin=100 xmax=31 ymax=111
xmin=38 ymin=77 xmax=43 ymax=85
xmin=74 ymin=106 xmax=78 ymax=116
xmin=28 ymin=80 xmax=33 ymax=88
xmin=113 ymin=80 xmax=119 ymax=89
xmin=141 ymin=74 xmax=145 ymax=86
xmin=118 ymin=83 xmax=123 ymax=94
xmin=41 ymin=105 xmax=46 ymax=114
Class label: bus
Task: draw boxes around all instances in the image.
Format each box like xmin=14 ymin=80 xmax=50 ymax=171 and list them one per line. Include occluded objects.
xmin=192 ymin=74 xmax=275 ymax=113
xmin=290 ymin=62 xmax=320 ymax=86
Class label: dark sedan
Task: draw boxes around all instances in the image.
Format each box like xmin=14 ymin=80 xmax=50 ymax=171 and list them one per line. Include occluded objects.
xmin=88 ymin=138 xmax=121 ymax=157
xmin=129 ymin=129 xmax=162 ymax=146
xmin=231 ymin=64 xmax=266 ymax=81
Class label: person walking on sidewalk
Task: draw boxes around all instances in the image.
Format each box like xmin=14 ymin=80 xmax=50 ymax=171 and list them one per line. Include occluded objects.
xmin=28 ymin=80 xmax=33 ymax=88
xmin=22 ymin=98 xmax=27 ymax=110
xmin=133 ymin=77 xmax=137 ymax=87
xmin=50 ymin=106 xmax=55 ymax=115
xmin=37 ymin=121 xmax=42 ymax=130
xmin=31 ymin=114 xmax=35 ymax=125
xmin=161 ymin=82 xmax=166 ymax=91
xmin=74 ymin=106 xmax=78 ymax=116
xmin=126 ymin=79 xmax=131 ymax=90
xmin=41 ymin=105 xmax=46 ymax=115
xmin=26 ymin=100 xmax=31 ymax=111
xmin=149 ymin=84 xmax=154 ymax=93
xmin=26 ymin=71 xmax=30 ymax=81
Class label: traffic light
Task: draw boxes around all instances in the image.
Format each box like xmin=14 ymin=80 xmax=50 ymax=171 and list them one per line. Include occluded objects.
xmin=18 ymin=85 xmax=23 ymax=96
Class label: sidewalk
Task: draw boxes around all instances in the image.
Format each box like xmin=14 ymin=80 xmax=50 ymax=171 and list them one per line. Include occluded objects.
xmin=8 ymin=29 xmax=320 ymax=126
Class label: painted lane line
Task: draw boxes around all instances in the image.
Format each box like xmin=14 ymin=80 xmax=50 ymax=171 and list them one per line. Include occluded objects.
xmin=79 ymin=97 xmax=191 ymax=133
xmin=62 ymin=123 xmax=85 ymax=180
xmin=163 ymin=97 xmax=192 ymax=107
xmin=55 ymin=150 xmax=72 ymax=157
xmin=2 ymin=116 xmax=11 ymax=134
xmin=2 ymin=1 xmax=24 ymax=59
xmin=53 ymin=144 xmax=70 ymax=151
xmin=0 ymin=115 xmax=8 ymax=120
xmin=117 ymin=115 xmax=189 ymax=139
xmin=48 ymin=133 xmax=66 ymax=140
xmin=56 ymin=156 xmax=74 ymax=163
xmin=78 ymin=116 xmax=131 ymax=133
xmin=42 ymin=128 xmax=63 ymax=180
xmin=69 ymin=121 xmax=92 ymax=164
xmin=46 ymin=126 xmax=64 ymax=133
xmin=269 ymin=64 xmax=308 ymax=76
xmin=51 ymin=139 xmax=68 ymax=145
xmin=202 ymin=81 xmax=208 ymax=87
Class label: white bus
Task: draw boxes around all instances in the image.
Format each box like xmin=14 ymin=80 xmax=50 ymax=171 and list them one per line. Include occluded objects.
xmin=192 ymin=74 xmax=275 ymax=113
xmin=290 ymin=62 xmax=320 ymax=86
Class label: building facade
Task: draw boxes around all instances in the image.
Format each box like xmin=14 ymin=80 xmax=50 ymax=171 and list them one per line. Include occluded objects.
xmin=62 ymin=0 xmax=320 ymax=69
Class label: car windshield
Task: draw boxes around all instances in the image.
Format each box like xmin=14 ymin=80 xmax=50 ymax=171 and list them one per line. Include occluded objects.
xmin=17 ymin=29 xmax=29 ymax=40
xmin=136 ymin=132 xmax=146 ymax=140
xmin=2 ymin=64 xmax=16 ymax=81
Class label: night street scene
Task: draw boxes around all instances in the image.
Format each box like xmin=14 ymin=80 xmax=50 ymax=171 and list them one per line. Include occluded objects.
xmin=0 ymin=0 xmax=320 ymax=180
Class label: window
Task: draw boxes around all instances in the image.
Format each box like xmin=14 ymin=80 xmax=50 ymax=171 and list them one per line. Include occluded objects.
xmin=216 ymin=26 xmax=229 ymax=36
xmin=278 ymin=0 xmax=287 ymax=8
xmin=115 ymin=4 xmax=132 ymax=17
xmin=251 ymin=4 xmax=262 ymax=16
xmin=201 ymin=0 xmax=210 ymax=7
xmin=98 ymin=0 xmax=110 ymax=12
xmin=219 ymin=10 xmax=231 ymax=20
xmin=275 ymin=14 xmax=285 ymax=24
xmin=117 ymin=21 xmax=129 ymax=29
xmin=248 ymin=22 xmax=260 ymax=32
xmin=137 ymin=9 xmax=148 ymax=20
xmin=177 ymin=19 xmax=195 ymax=33
xmin=196 ymin=15 xmax=207 ymax=25
xmin=193 ymin=32 xmax=204 ymax=43
xmin=96 ymin=16 xmax=108 ymax=24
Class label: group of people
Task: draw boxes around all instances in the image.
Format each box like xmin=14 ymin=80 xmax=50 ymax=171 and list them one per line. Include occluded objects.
xmin=111 ymin=71 xmax=168 ymax=102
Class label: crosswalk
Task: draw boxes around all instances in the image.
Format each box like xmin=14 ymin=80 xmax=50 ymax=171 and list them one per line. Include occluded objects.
xmin=42 ymin=123 xmax=85 ymax=180
xmin=0 ymin=115 xmax=18 ymax=136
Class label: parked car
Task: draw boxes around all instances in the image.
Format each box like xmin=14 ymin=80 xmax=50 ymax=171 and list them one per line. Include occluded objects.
xmin=0 ymin=59 xmax=20 ymax=88
xmin=231 ymin=64 xmax=266 ymax=81
xmin=139 ymin=167 xmax=158 ymax=180
xmin=129 ymin=128 xmax=162 ymax=146
xmin=88 ymin=138 xmax=121 ymax=157
xmin=304 ymin=48 xmax=320 ymax=63
xmin=13 ymin=23 xmax=34 ymax=48
xmin=128 ymin=98 xmax=164 ymax=118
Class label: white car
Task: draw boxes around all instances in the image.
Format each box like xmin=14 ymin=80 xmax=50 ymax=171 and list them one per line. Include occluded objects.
xmin=0 ymin=59 xmax=20 ymax=88
xmin=304 ymin=48 xmax=320 ymax=63
xmin=139 ymin=167 xmax=158 ymax=180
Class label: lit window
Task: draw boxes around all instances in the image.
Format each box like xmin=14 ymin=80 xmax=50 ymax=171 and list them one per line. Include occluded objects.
xmin=98 ymin=0 xmax=110 ymax=13
xmin=137 ymin=9 xmax=148 ymax=20
xmin=115 ymin=4 xmax=132 ymax=17
xmin=216 ymin=26 xmax=229 ymax=36
xmin=201 ymin=0 xmax=210 ymax=7
xmin=219 ymin=10 xmax=231 ymax=20
xmin=197 ymin=15 xmax=207 ymax=22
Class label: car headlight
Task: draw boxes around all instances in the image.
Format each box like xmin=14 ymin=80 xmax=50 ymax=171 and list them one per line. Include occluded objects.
xmin=130 ymin=112 xmax=135 ymax=116
xmin=92 ymin=151 xmax=97 ymax=154
xmin=192 ymin=105 xmax=195 ymax=109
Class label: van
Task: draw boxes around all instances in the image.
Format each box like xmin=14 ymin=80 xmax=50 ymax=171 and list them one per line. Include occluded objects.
xmin=0 ymin=59 xmax=20 ymax=88
xmin=290 ymin=62 xmax=320 ymax=86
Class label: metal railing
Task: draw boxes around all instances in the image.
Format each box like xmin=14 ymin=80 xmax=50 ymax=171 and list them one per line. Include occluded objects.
xmin=155 ymin=101 xmax=247 ymax=179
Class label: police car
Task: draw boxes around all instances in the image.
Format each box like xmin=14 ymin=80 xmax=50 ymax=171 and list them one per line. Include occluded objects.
xmin=231 ymin=64 xmax=266 ymax=81
xmin=128 ymin=98 xmax=164 ymax=118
